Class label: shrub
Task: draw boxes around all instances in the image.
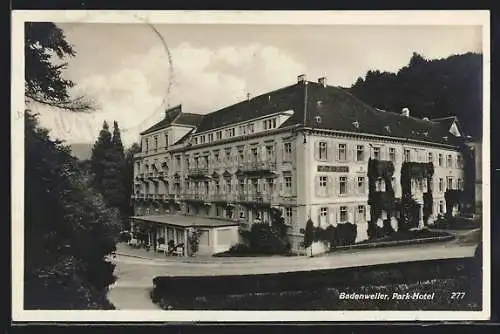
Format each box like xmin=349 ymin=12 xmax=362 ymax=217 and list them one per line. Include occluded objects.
xmin=383 ymin=219 xmax=395 ymax=235
xmin=187 ymin=227 xmax=202 ymax=256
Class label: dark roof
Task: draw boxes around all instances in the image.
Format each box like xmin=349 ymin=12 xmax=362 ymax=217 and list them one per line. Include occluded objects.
xmin=303 ymin=82 xmax=457 ymax=145
xmin=140 ymin=105 xmax=203 ymax=135
xmin=131 ymin=214 xmax=239 ymax=228
xmin=141 ymin=81 xmax=462 ymax=146
xmin=195 ymin=83 xmax=304 ymax=133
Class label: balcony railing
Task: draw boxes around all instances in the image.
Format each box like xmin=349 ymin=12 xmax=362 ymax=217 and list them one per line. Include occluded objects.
xmin=238 ymin=160 xmax=277 ymax=173
xmin=187 ymin=166 xmax=210 ymax=178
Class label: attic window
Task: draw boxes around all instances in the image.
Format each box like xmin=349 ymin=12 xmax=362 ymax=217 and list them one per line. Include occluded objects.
xmin=316 ymin=100 xmax=323 ymax=107
xmin=442 ymin=136 xmax=448 ymax=142
xmin=423 ymin=132 xmax=429 ymax=137
xmin=315 ymin=115 xmax=322 ymax=124
xmin=384 ymin=125 xmax=391 ymax=133
xmin=352 ymin=121 xmax=360 ymax=128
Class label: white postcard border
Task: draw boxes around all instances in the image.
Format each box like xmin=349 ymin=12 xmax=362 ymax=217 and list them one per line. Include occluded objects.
xmin=11 ymin=10 xmax=491 ymax=322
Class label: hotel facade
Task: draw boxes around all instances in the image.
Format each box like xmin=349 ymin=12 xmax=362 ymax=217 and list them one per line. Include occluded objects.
xmin=130 ymin=75 xmax=467 ymax=255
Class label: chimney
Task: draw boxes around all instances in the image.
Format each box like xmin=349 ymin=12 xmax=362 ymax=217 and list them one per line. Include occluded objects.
xmin=422 ymin=117 xmax=429 ymax=121
xmin=246 ymin=93 xmax=251 ymax=101
xmin=318 ymin=77 xmax=327 ymax=87
xmin=297 ymin=74 xmax=306 ymax=83
xmin=401 ymin=107 xmax=410 ymax=117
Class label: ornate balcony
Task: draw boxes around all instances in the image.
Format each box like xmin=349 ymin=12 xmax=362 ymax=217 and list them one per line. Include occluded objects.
xmin=237 ymin=160 xmax=277 ymax=176
xmin=187 ymin=166 xmax=210 ymax=179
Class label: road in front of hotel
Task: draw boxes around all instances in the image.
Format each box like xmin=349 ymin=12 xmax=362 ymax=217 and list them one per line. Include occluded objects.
xmin=107 ymin=237 xmax=477 ymax=310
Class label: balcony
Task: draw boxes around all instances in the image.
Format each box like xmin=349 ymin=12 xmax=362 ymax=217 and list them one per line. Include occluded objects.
xmin=183 ymin=192 xmax=211 ymax=205
xmin=237 ymin=160 xmax=277 ymax=175
xmin=235 ymin=192 xmax=279 ymax=206
xmin=187 ymin=166 xmax=210 ymax=179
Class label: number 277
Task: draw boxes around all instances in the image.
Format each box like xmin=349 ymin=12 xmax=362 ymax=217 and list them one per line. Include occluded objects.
xmin=451 ymin=292 xmax=466 ymax=299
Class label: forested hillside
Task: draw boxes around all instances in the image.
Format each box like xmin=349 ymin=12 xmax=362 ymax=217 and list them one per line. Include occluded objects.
xmin=349 ymin=52 xmax=483 ymax=139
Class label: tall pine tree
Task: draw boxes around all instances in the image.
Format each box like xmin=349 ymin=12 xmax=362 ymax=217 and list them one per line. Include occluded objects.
xmin=90 ymin=121 xmax=127 ymax=219
xmin=90 ymin=121 xmax=112 ymax=195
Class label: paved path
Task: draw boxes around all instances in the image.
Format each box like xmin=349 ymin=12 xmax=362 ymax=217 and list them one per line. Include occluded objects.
xmin=107 ymin=239 xmax=477 ymax=310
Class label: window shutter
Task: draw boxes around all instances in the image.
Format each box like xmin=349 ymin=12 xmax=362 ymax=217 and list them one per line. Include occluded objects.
xmin=314 ymin=140 xmax=320 ymax=161
xmin=333 ymin=143 xmax=339 ymax=162
xmin=327 ymin=176 xmax=334 ymax=197
xmin=315 ymin=175 xmax=321 ymax=197
xmin=350 ymin=176 xmax=357 ymax=195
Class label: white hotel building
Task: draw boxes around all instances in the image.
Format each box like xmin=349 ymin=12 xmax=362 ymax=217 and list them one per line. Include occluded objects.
xmin=130 ymin=75 xmax=466 ymax=255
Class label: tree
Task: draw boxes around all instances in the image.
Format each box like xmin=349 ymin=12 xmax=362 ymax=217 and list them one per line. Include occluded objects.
xmin=303 ymin=218 xmax=314 ymax=257
xmin=187 ymin=226 xmax=202 ymax=256
xmin=350 ymin=52 xmax=482 ymax=139
xmin=90 ymin=121 xmax=127 ymax=214
xmin=90 ymin=121 xmax=112 ymax=194
xmin=24 ymin=22 xmax=118 ymax=309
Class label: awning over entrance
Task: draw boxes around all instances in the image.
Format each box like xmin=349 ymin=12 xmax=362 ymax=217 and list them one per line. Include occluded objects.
xmin=130 ymin=214 xmax=240 ymax=229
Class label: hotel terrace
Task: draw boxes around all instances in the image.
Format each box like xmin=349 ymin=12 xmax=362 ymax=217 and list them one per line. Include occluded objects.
xmin=130 ymin=74 xmax=470 ymax=255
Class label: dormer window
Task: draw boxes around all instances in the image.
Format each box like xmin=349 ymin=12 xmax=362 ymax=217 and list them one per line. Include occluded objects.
xmin=315 ymin=115 xmax=322 ymax=124
xmin=352 ymin=121 xmax=359 ymax=128
xmin=384 ymin=125 xmax=391 ymax=133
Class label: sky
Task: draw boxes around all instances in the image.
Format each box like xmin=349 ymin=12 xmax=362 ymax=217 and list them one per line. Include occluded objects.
xmin=31 ymin=23 xmax=482 ymax=146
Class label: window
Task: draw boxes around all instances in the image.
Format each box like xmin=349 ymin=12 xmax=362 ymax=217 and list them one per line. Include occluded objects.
xmin=208 ymin=133 xmax=214 ymax=142
xmin=358 ymin=205 xmax=365 ymax=214
xmin=404 ymin=149 xmax=411 ymax=162
xmin=266 ymin=145 xmax=274 ymax=160
xmin=356 ymin=145 xmax=364 ymax=162
xmin=439 ymin=178 xmax=444 ymax=192
xmin=357 ymin=177 xmax=365 ymax=193
xmin=214 ymin=151 xmax=219 ymax=164
xmin=283 ymin=142 xmax=292 ymax=161
xmin=447 ymin=177 xmax=453 ymax=190
xmin=226 ymin=128 xmax=235 ymax=138
xmin=238 ymin=149 xmax=244 ymax=162
xmin=193 ymin=156 xmax=199 ymax=168
xmin=200 ymin=135 xmax=206 ymax=144
xmin=165 ymin=133 xmax=169 ymax=147
xmin=428 ymin=152 xmax=433 ymax=163
xmin=226 ymin=179 xmax=232 ymax=193
xmin=439 ymin=201 xmax=445 ymax=214
xmin=238 ymin=179 xmax=245 ymax=193
xmin=457 ymin=155 xmax=463 ymax=168
xmin=446 ymin=154 xmax=452 ymax=168
xmin=373 ymin=147 xmax=381 ymax=160
xmin=216 ymin=131 xmax=222 ymax=140
xmin=239 ymin=125 xmax=246 ymax=135
xmin=319 ymin=141 xmax=328 ymax=160
xmin=340 ymin=206 xmax=348 ymax=222
xmin=285 ymin=207 xmax=293 ymax=225
xmin=319 ymin=176 xmax=328 ymax=188
xmin=389 ymin=147 xmax=396 ymax=162
xmin=438 ymin=154 xmax=443 ymax=167
xmin=266 ymin=178 xmax=274 ymax=193
xmin=216 ymin=206 xmax=221 ymax=217
xmin=285 ymin=176 xmax=292 ymax=191
xmin=320 ymin=207 xmax=328 ymax=225
xmin=375 ymin=178 xmax=386 ymax=192
xmin=338 ymin=143 xmax=347 ymax=161
xmin=457 ymin=178 xmax=463 ymax=190
xmin=145 ymin=138 xmax=149 ymax=152
xmin=339 ymin=176 xmax=347 ymax=194
xmin=175 ymin=155 xmax=181 ymax=169
xmin=272 ymin=118 xmax=277 ymax=128
xmin=251 ymin=147 xmax=259 ymax=161
xmin=225 ymin=150 xmax=231 ymax=162
xmin=194 ymin=137 xmax=198 ymax=145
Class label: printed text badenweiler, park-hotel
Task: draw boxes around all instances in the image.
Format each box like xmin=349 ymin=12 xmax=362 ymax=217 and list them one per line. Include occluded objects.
xmin=339 ymin=292 xmax=436 ymax=300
